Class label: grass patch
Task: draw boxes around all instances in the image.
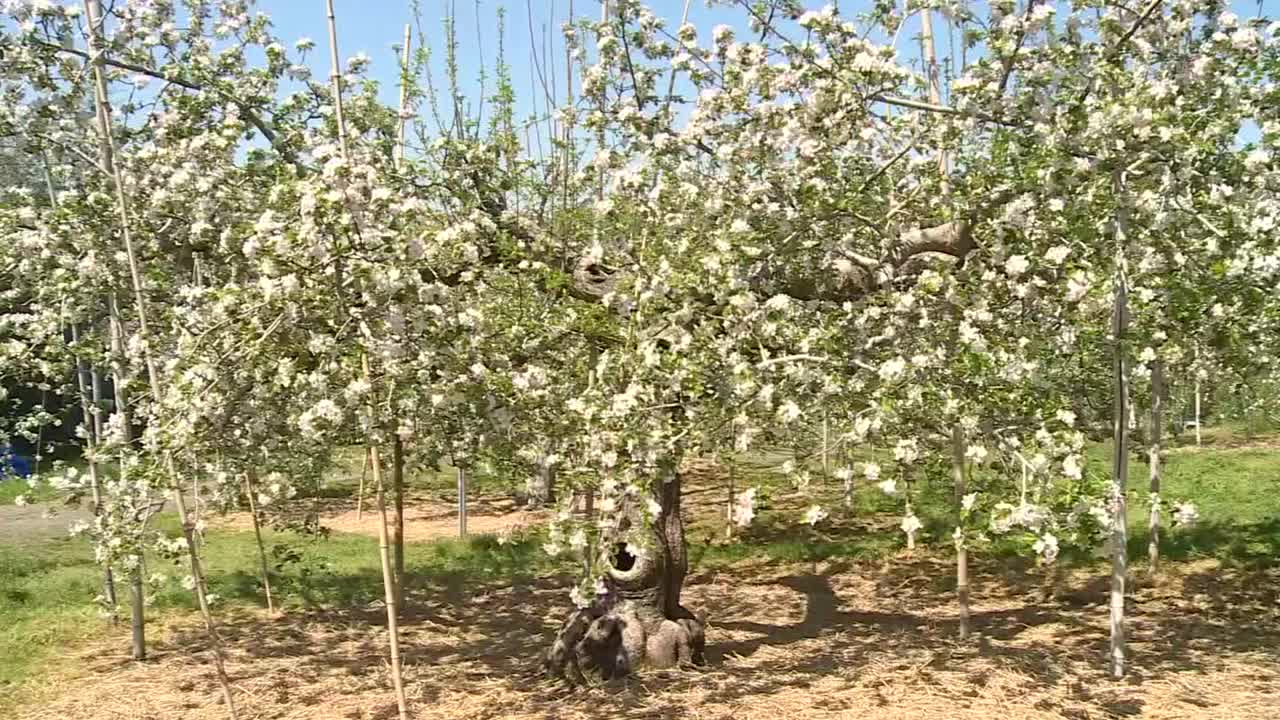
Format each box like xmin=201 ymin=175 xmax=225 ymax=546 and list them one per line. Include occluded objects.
xmin=0 ymin=477 xmax=58 ymax=505
xmin=690 ymin=431 xmax=1280 ymax=572
xmin=0 ymin=537 xmax=106 ymax=695
xmin=0 ymin=517 xmax=562 ymax=712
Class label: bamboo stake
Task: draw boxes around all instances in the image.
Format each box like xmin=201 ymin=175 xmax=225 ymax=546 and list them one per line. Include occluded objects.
xmin=71 ymin=323 xmax=118 ymax=614
xmin=356 ymin=447 xmax=370 ymax=520
xmin=49 ymin=151 xmax=120 ymax=616
xmin=395 ymin=24 xmax=412 ymax=171
xmin=457 ymin=465 xmax=468 ymax=537
xmin=905 ymin=497 xmax=916 ymax=552
xmin=1194 ymin=345 xmax=1203 ymax=446
xmin=191 ymin=462 xmax=203 ymax=549
xmin=821 ymin=413 xmax=830 ymax=485
xmin=391 ymin=436 xmax=406 ymax=611
xmin=1149 ymin=360 xmax=1164 ymax=572
xmin=243 ymin=471 xmax=276 ymax=614
xmin=725 ymin=457 xmax=735 ymax=541
xmin=842 ymin=444 xmax=854 ymax=507
xmin=32 ymin=386 xmax=47 ymax=476
xmin=924 ymin=5 xmax=967 ymax=638
xmin=108 ymin=292 xmax=145 ymax=659
xmin=360 ymin=358 xmax=409 ymax=720
xmin=326 ymin=3 xmax=408 ymax=716
xmin=921 ymin=6 xmax=948 ymax=181
xmin=84 ymin=2 xmax=237 ymax=714
xmin=390 ymin=24 xmax=412 ymax=615
xmin=191 ymin=261 xmax=206 ymax=548
xmin=951 ymin=426 xmax=969 ymax=640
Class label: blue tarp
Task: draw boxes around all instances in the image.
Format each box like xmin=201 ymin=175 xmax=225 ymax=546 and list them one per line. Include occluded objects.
xmin=1 ymin=445 xmax=33 ymax=478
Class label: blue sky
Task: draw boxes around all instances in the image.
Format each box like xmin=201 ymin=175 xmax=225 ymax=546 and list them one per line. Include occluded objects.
xmin=262 ymin=0 xmax=1279 ymax=141
xmin=265 ymin=1 xmax=758 ymax=126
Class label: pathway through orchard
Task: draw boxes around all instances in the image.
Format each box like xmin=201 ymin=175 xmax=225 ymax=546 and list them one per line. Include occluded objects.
xmin=0 ymin=501 xmax=90 ymax=543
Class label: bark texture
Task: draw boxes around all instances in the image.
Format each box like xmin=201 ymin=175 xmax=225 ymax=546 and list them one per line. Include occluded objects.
xmin=544 ymin=470 xmax=705 ymax=683
xmin=527 ymin=461 xmax=557 ymax=507
xmin=1109 ymin=172 xmax=1131 ymax=679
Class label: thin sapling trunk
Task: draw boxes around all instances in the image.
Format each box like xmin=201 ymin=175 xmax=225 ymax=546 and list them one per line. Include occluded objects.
xmin=951 ymin=426 xmax=969 ymax=640
xmin=85 ymin=1 xmax=237 ymax=712
xmin=243 ymin=471 xmax=276 ymax=614
xmin=1109 ymin=169 xmax=1132 ymax=680
xmin=457 ymin=465 xmax=468 ymax=538
xmin=326 ymin=4 xmax=409 ymax=715
xmin=1149 ymin=359 xmax=1164 ymax=572
xmin=391 ymin=435 xmax=406 ymax=611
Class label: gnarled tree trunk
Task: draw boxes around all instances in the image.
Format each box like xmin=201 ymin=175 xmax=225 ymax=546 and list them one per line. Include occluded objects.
xmin=527 ymin=460 xmax=557 ymax=507
xmin=544 ymin=469 xmax=706 ymax=683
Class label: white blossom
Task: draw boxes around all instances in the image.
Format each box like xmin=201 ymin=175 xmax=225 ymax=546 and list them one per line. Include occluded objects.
xmin=732 ymin=488 xmax=758 ymax=527
xmin=1005 ymin=255 xmax=1030 ymax=277
xmin=803 ymin=505 xmax=828 ymax=526
xmin=1173 ymin=502 xmax=1199 ymax=527
xmin=1033 ymin=533 xmax=1060 ymax=563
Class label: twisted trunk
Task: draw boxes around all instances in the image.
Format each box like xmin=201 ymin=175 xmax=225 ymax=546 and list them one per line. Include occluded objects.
xmin=544 ymin=469 xmax=705 ymax=683
xmin=527 ymin=461 xmax=557 ymax=507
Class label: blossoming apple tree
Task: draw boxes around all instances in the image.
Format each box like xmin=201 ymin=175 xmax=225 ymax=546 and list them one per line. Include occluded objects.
xmin=1 ymin=1 xmax=1279 ymax=717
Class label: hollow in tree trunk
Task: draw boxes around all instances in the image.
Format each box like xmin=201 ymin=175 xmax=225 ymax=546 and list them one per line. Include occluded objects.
xmin=544 ymin=468 xmax=706 ymax=683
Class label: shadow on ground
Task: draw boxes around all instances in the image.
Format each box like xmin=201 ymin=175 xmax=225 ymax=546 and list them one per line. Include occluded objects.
xmin=40 ymin=550 xmax=1275 ymax=720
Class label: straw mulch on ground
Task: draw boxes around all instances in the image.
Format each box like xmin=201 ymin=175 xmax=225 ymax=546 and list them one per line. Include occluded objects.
xmin=15 ymin=555 xmax=1279 ymax=720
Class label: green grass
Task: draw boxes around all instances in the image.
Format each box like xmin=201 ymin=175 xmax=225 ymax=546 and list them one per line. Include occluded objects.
xmin=0 ymin=477 xmax=57 ymax=505
xmin=0 ymin=516 xmax=562 ymax=714
xmin=0 ymin=537 xmax=108 ymax=695
xmin=687 ymin=430 xmax=1280 ymax=572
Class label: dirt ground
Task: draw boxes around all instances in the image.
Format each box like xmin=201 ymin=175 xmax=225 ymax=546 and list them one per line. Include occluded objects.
xmin=10 ymin=458 xmax=1280 ymax=720
xmin=13 ymin=555 xmax=1280 ymax=720
xmin=0 ymin=501 xmax=90 ymax=543
xmin=213 ymin=492 xmax=547 ymax=543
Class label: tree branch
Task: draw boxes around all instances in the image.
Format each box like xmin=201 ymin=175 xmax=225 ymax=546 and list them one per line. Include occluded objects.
xmin=30 ymin=40 xmax=292 ymax=163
